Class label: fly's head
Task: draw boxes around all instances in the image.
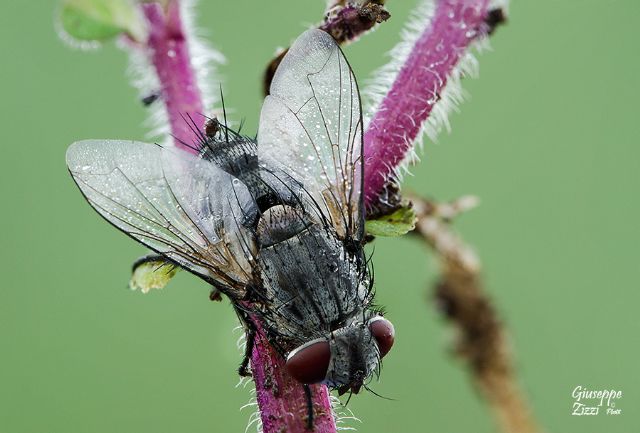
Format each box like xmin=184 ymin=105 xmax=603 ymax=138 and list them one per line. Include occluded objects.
xmin=285 ymin=316 xmax=395 ymax=393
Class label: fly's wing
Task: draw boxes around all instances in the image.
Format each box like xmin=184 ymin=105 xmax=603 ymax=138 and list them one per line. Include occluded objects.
xmin=258 ymin=29 xmax=364 ymax=241
xmin=66 ymin=139 xmax=257 ymax=298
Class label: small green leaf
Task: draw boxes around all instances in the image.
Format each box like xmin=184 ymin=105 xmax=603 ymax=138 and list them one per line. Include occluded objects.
xmin=59 ymin=0 xmax=145 ymax=44
xmin=365 ymin=205 xmax=417 ymax=237
xmin=129 ymin=256 xmax=179 ymax=294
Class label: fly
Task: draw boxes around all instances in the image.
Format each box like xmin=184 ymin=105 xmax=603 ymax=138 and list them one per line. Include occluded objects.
xmin=66 ymin=29 xmax=395 ymax=395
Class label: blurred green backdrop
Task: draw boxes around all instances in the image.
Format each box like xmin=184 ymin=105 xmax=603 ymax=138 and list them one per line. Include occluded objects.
xmin=1 ymin=1 xmax=638 ymax=432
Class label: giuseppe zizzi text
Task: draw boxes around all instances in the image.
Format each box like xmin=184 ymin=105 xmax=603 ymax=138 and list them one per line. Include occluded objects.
xmin=571 ymin=385 xmax=622 ymax=416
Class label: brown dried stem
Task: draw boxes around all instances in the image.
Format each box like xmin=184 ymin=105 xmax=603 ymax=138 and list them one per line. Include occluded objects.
xmin=410 ymin=194 xmax=541 ymax=433
xmin=263 ymin=1 xmax=389 ymax=95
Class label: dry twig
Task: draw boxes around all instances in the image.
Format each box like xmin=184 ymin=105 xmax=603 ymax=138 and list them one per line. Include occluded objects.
xmin=263 ymin=1 xmax=390 ymax=95
xmin=410 ymin=194 xmax=540 ymax=433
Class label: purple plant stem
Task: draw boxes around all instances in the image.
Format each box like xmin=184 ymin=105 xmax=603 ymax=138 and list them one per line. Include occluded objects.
xmin=363 ymin=0 xmax=491 ymax=208
xmin=140 ymin=2 xmax=337 ymax=432
xmin=251 ymin=323 xmax=336 ymax=433
xmin=142 ymin=1 xmax=204 ymax=153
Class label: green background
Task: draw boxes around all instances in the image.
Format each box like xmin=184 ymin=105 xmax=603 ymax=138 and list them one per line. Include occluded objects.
xmin=1 ymin=1 xmax=638 ymax=432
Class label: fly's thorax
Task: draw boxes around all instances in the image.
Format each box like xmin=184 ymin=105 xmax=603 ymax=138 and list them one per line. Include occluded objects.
xmin=255 ymin=204 xmax=311 ymax=248
xmin=256 ymin=220 xmax=368 ymax=344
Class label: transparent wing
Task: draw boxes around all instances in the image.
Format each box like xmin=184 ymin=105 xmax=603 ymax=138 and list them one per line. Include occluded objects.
xmin=258 ymin=29 xmax=364 ymax=241
xmin=66 ymin=139 xmax=258 ymax=298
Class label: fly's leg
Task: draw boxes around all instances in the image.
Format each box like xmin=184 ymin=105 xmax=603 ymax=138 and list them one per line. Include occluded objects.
xmin=303 ymin=384 xmax=314 ymax=430
xmin=238 ymin=321 xmax=256 ymax=377
xmin=232 ymin=304 xmax=257 ymax=378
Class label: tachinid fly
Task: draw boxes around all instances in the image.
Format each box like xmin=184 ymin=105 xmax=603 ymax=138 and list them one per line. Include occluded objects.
xmin=66 ymin=29 xmax=395 ymax=394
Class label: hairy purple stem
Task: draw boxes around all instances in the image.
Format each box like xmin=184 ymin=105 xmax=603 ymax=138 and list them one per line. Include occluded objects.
xmin=251 ymin=323 xmax=336 ymax=433
xmin=363 ymin=0 xmax=491 ymax=207
xmin=142 ymin=1 xmax=204 ymax=152
xmin=140 ymin=2 xmax=337 ymax=432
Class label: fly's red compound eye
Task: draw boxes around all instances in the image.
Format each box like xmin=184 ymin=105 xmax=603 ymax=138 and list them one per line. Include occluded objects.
xmin=285 ymin=339 xmax=331 ymax=384
xmin=369 ymin=317 xmax=395 ymax=357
